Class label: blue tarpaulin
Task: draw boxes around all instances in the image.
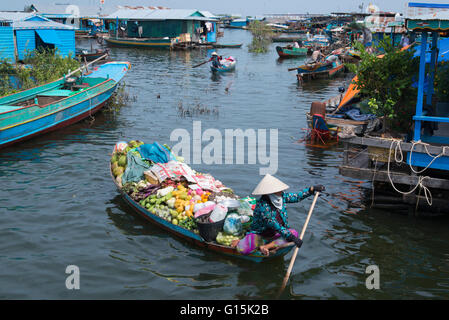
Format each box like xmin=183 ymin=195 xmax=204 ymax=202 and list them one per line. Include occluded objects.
xmin=35 ymin=29 xmax=60 ymax=44
xmin=413 ymin=37 xmax=449 ymax=63
xmin=137 ymin=142 xmax=176 ymax=164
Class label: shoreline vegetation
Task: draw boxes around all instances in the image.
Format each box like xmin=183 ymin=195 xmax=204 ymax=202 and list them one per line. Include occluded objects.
xmin=0 ymin=48 xmax=81 ymax=97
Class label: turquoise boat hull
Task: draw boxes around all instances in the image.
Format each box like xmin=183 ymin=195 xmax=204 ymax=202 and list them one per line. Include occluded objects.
xmin=210 ymin=60 xmax=236 ymax=73
xmin=0 ymin=62 xmax=130 ymax=149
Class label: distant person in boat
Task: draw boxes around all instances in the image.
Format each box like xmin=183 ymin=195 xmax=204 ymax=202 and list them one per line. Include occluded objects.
xmin=233 ymin=174 xmax=325 ymax=256
xmin=400 ymin=31 xmax=410 ymax=48
xmin=209 ymin=52 xmax=222 ymax=68
xmin=293 ymin=41 xmax=300 ymax=48
xmin=311 ymin=48 xmax=324 ymax=63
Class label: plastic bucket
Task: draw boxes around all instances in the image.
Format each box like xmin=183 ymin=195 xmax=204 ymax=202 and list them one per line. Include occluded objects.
xmin=195 ymin=214 xmax=225 ymax=242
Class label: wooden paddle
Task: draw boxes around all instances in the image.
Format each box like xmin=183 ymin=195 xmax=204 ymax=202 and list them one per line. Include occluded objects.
xmin=192 ymin=60 xmax=210 ymax=68
xmin=277 ymin=191 xmax=320 ymax=297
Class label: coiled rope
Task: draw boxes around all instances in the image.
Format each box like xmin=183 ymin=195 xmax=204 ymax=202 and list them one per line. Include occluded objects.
xmin=385 ymin=139 xmax=444 ymax=206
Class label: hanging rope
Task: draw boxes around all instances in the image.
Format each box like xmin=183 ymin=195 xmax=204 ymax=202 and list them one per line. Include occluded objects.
xmin=386 ymin=140 xmax=433 ymax=206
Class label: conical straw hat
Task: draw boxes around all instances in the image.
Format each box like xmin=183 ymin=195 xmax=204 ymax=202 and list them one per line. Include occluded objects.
xmin=252 ymin=174 xmax=289 ymax=195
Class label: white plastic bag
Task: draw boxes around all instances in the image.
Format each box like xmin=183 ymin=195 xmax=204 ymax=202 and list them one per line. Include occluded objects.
xmin=209 ymin=203 xmax=228 ymax=223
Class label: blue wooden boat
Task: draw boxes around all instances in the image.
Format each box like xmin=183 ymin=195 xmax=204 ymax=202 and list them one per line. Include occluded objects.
xmin=210 ymin=58 xmax=236 ymax=73
xmin=0 ymin=61 xmax=130 ymax=149
xmin=111 ymin=165 xmax=294 ymax=262
xmin=295 ymin=59 xmax=345 ymax=83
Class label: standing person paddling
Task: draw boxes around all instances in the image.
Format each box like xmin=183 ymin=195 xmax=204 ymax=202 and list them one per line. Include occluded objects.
xmin=234 ymin=174 xmax=325 ymax=256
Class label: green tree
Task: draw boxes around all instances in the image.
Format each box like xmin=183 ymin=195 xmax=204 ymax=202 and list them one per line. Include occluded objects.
xmin=247 ymin=21 xmax=274 ymax=53
xmin=347 ymin=37 xmax=418 ymax=133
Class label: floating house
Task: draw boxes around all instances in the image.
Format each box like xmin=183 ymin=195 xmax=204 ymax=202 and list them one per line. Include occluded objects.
xmin=339 ymin=2 xmax=449 ymax=216
xmin=0 ymin=11 xmax=75 ymax=62
xmin=102 ymin=7 xmax=219 ymax=48
xmin=31 ymin=4 xmax=113 ymax=36
xmin=364 ymin=11 xmax=407 ymax=47
xmin=228 ymin=18 xmax=249 ymax=28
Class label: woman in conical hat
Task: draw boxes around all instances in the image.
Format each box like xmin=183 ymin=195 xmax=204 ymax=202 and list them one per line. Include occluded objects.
xmin=209 ymin=51 xmax=222 ymax=68
xmin=234 ymin=174 xmax=324 ymax=256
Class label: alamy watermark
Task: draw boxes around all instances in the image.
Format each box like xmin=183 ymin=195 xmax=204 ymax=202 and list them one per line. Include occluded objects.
xmin=170 ymin=121 xmax=278 ymax=175
xmin=65 ymin=265 xmax=80 ymax=290
xmin=365 ymin=265 xmax=380 ymax=290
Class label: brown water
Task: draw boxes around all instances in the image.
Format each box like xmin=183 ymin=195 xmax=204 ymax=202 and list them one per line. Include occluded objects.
xmin=1 ymin=30 xmax=449 ymax=299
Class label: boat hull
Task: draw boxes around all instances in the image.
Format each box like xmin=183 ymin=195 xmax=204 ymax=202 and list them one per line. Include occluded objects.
xmin=76 ymin=50 xmax=109 ymax=62
xmin=276 ymin=46 xmax=308 ymax=58
xmin=296 ymin=63 xmax=345 ymax=82
xmin=0 ymin=62 xmax=130 ymax=149
xmin=112 ymin=170 xmax=294 ymax=262
xmin=104 ymin=36 xmax=171 ymax=48
xmin=210 ymin=60 xmax=236 ymax=73
xmin=212 ymin=43 xmax=243 ymax=48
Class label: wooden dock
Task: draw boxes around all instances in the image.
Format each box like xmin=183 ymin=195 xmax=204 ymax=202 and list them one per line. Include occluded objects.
xmin=339 ymin=135 xmax=449 ymax=216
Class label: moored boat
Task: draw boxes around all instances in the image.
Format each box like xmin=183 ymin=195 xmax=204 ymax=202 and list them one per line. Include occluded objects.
xmin=76 ymin=48 xmax=109 ymax=62
xmin=276 ymin=45 xmax=309 ymax=58
xmin=295 ymin=59 xmax=345 ymax=83
xmin=212 ymin=43 xmax=243 ymax=48
xmin=104 ymin=36 xmax=172 ymax=48
xmin=0 ymin=61 xmax=130 ymax=149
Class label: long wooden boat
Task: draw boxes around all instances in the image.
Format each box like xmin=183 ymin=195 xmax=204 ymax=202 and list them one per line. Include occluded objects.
xmin=212 ymin=43 xmax=243 ymax=48
xmin=296 ymin=60 xmax=345 ymax=82
xmin=0 ymin=61 xmax=130 ymax=149
xmin=76 ymin=48 xmax=109 ymax=62
xmin=276 ymin=46 xmax=309 ymax=58
xmin=104 ymin=36 xmax=172 ymax=48
xmin=110 ymin=166 xmax=295 ymax=262
xmin=210 ymin=58 xmax=236 ymax=73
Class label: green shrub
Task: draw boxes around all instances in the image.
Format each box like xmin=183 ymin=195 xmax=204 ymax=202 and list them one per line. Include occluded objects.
xmin=248 ymin=21 xmax=274 ymax=53
xmin=0 ymin=48 xmax=80 ymax=96
xmin=347 ymin=37 xmax=418 ymax=133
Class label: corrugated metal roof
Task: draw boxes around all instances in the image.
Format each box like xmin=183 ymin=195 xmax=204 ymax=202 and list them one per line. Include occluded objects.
xmin=13 ymin=19 xmax=74 ymax=30
xmin=407 ymin=11 xmax=449 ymax=21
xmin=406 ymin=2 xmax=449 ymax=19
xmin=0 ymin=12 xmax=74 ymax=30
xmin=103 ymin=8 xmax=217 ymax=21
xmin=0 ymin=11 xmax=35 ymax=21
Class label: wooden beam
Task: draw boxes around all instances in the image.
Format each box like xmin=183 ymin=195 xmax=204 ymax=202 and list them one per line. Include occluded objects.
xmin=339 ymin=165 xmax=449 ymax=190
xmin=340 ymin=136 xmax=448 ymax=155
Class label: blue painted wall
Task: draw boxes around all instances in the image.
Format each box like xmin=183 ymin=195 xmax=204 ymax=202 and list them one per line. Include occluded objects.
xmin=15 ymin=29 xmax=75 ymax=61
xmin=206 ymin=22 xmax=216 ymax=43
xmin=55 ymin=29 xmax=75 ymax=57
xmin=0 ymin=24 xmax=15 ymax=62
xmin=16 ymin=29 xmax=35 ymax=61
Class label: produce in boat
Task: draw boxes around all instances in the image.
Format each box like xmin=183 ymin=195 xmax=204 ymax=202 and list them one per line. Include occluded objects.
xmin=110 ymin=140 xmax=295 ymax=262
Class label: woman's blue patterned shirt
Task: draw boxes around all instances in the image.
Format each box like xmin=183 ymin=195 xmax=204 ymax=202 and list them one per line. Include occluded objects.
xmin=249 ymin=188 xmax=312 ymax=240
